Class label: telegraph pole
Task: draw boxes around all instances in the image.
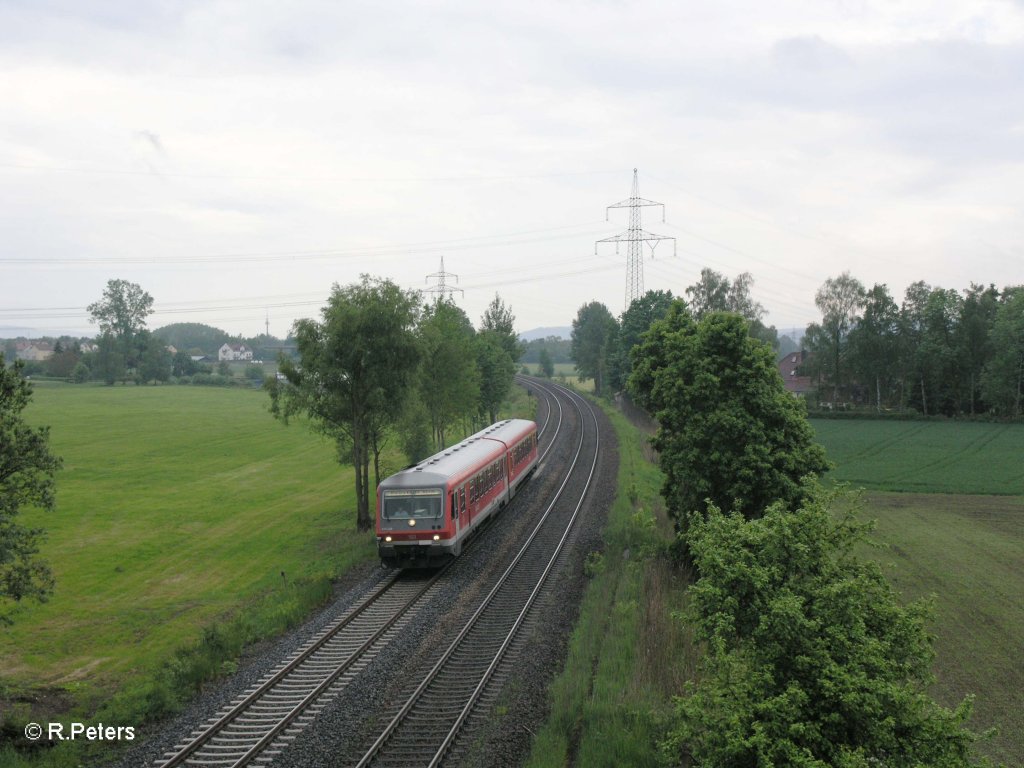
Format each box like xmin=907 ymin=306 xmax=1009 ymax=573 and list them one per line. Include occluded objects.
xmin=424 ymin=256 xmax=464 ymax=301
xmin=596 ymin=168 xmax=676 ymax=309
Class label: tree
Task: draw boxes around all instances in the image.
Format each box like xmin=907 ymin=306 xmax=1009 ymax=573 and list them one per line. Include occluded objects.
xmin=267 ymin=276 xmax=421 ymax=531
xmin=46 ymin=343 xmax=81 ymax=379
xmin=475 ymin=330 xmax=516 ymax=424
xmin=919 ymin=287 xmax=963 ymax=415
xmin=571 ymin=301 xmax=618 ymax=396
xmin=1 ymin=355 xmax=62 ymax=624
xmin=609 ymin=289 xmax=675 ymax=391
xmin=418 ymin=299 xmax=480 ymax=448
xmin=538 ymin=347 xmax=554 ymax=378
xmin=630 ymin=306 xmax=829 ymax=540
xmin=172 ymin=350 xmax=199 ymax=378
xmin=480 ymin=293 xmax=525 ymax=362
xmin=87 ymin=279 xmax=154 ymax=374
xmin=899 ymin=280 xmax=932 ymax=412
xmin=957 ymin=283 xmax=1000 ymax=415
xmin=136 ymin=331 xmax=172 ymax=383
xmin=685 ymin=268 xmax=731 ymax=319
xmin=848 ymin=284 xmax=900 ymax=411
xmin=981 ymin=286 xmax=1024 ymax=416
xmin=94 ymin=332 xmax=125 ymax=385
xmin=665 ymin=485 xmax=987 ymax=767
xmin=812 ymin=272 xmax=865 ymax=403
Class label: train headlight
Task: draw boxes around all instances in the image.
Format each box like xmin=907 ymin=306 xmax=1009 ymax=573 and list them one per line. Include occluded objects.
xmin=385 ymin=536 xmax=392 ymax=542
xmin=433 ymin=534 xmax=440 ymax=541
xmin=408 ymin=519 xmax=416 ymax=527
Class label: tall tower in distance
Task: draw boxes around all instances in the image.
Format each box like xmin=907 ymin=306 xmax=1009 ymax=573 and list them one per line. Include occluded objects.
xmin=424 ymin=256 xmax=464 ymax=302
xmin=596 ymin=169 xmax=676 ymax=309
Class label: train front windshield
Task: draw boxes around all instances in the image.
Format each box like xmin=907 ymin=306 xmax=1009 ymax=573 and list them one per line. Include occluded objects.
xmin=382 ymin=489 xmax=444 ymax=520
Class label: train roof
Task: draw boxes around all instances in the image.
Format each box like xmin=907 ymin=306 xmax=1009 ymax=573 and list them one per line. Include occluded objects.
xmin=378 ymin=419 xmax=536 ymax=490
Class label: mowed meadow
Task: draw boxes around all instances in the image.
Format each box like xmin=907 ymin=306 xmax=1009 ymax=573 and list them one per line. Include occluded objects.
xmin=2 ymin=384 xmax=373 ymax=715
xmin=811 ymin=418 xmax=1024 ymax=765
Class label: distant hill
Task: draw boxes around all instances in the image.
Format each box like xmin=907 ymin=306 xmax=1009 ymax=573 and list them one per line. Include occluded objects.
xmin=519 ymin=326 xmax=571 ymax=342
xmin=153 ymin=322 xmax=230 ymax=356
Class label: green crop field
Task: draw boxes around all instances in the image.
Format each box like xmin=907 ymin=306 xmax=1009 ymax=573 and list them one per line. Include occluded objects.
xmin=811 ymin=419 xmax=1024 ymax=495
xmin=852 ymin=492 xmax=1023 ymax=764
xmin=1 ymin=385 xmax=372 ymax=720
xmin=811 ymin=418 xmax=1024 ymax=763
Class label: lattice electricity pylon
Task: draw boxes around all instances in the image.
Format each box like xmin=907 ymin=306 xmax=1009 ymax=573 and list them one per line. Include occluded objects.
xmin=424 ymin=256 xmax=464 ymax=301
xmin=595 ymin=168 xmax=676 ymax=309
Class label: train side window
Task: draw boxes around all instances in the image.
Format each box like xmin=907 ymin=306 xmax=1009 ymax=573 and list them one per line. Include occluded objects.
xmin=451 ymin=494 xmax=458 ymax=519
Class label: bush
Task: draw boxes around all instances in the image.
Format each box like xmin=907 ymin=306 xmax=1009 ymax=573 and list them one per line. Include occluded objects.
xmin=69 ymin=361 xmax=91 ymax=383
xmin=664 ymin=484 xmax=990 ymax=767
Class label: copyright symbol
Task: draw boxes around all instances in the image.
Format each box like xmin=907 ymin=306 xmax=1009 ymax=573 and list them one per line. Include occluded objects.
xmin=25 ymin=722 xmax=43 ymax=741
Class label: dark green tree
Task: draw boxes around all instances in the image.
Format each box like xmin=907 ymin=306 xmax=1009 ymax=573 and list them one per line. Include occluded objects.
xmin=609 ymin=289 xmax=675 ymax=391
xmin=919 ymin=287 xmax=964 ymax=415
xmin=136 ymin=331 xmax=172 ymax=383
xmin=899 ymin=280 xmax=932 ymax=412
xmin=87 ymin=279 xmax=154 ymax=373
xmin=94 ymin=332 xmax=126 ymax=385
xmin=665 ymin=486 xmax=988 ymax=767
xmin=570 ymin=301 xmax=618 ymax=396
xmin=848 ymin=284 xmax=900 ymax=411
xmin=1 ymin=355 xmax=62 ymax=624
xmin=172 ymin=350 xmax=199 ymax=378
xmin=46 ymin=343 xmax=81 ymax=379
xmin=981 ymin=286 xmax=1024 ymax=416
xmin=538 ymin=347 xmax=554 ymax=378
xmin=630 ymin=306 xmax=829 ymax=538
xmin=267 ymin=276 xmax=421 ymax=531
xmin=957 ymin=283 xmax=1000 ymax=414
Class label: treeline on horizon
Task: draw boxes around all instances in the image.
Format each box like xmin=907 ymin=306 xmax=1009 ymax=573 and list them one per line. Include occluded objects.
xmin=801 ymin=274 xmax=1024 ymax=417
xmin=558 ymin=268 xmax=1023 ymax=419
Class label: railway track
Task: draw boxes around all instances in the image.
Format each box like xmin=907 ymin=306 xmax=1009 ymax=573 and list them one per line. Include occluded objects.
xmin=153 ymin=378 xmax=587 ymax=767
xmin=353 ymin=380 xmax=601 ymax=768
xmin=155 ymin=572 xmax=442 ymax=767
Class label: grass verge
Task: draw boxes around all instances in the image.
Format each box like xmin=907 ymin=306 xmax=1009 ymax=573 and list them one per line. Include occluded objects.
xmin=524 ymin=402 xmax=696 ymax=768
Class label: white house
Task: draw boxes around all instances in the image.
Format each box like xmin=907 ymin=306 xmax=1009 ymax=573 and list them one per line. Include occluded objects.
xmin=218 ymin=343 xmax=254 ymax=362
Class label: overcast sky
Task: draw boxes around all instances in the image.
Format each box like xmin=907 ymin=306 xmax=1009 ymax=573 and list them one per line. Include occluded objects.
xmin=3 ymin=0 xmax=1023 ymax=340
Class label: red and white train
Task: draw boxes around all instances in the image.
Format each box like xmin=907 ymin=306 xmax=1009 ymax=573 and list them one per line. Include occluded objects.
xmin=376 ymin=419 xmax=539 ymax=568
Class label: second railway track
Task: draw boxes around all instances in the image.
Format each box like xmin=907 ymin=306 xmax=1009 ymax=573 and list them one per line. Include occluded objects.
xmin=149 ymin=378 xmax=606 ymax=768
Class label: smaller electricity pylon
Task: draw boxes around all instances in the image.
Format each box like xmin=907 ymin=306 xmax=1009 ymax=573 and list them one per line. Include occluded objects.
xmin=424 ymin=256 xmax=463 ymax=302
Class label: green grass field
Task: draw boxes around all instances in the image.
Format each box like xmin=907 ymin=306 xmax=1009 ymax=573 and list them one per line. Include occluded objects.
xmin=519 ymin=363 xmax=595 ymax=392
xmin=2 ymin=385 xmax=370 ymax=692
xmin=1 ymin=380 xmax=536 ymax=765
xmin=811 ymin=419 xmax=1024 ymax=494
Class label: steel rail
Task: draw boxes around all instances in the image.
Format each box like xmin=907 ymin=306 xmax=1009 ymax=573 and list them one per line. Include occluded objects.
xmin=354 ymin=379 xmax=598 ymax=768
xmin=427 ymin=384 xmax=600 ymax=766
xmin=156 ymin=573 xmax=446 ymax=767
xmin=155 ymin=378 xmax=565 ymax=768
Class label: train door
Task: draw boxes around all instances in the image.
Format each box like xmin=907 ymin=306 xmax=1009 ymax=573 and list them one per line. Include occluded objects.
xmin=459 ymin=485 xmax=467 ymax=532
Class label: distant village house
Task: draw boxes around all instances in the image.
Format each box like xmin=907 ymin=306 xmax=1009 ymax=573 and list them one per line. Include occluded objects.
xmin=778 ymin=350 xmax=812 ymax=397
xmin=14 ymin=341 xmax=54 ymax=362
xmin=218 ymin=343 xmax=253 ymax=362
